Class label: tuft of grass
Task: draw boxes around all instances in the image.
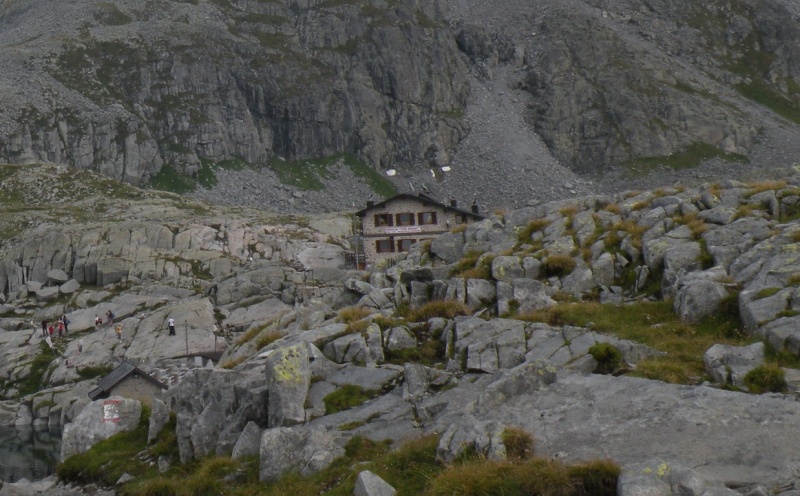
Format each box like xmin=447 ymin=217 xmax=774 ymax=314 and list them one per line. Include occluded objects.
xmin=542 ymin=255 xmax=577 ymax=278
xmin=255 ymin=331 xmax=285 ymax=350
xmin=754 ymin=287 xmax=782 ymax=300
xmin=567 ymin=459 xmax=621 ymax=496
xmin=588 ymin=343 xmax=623 ymax=375
xmin=502 ymin=428 xmax=534 ymax=461
xmin=743 ymin=364 xmax=787 ymax=394
xmin=747 ymin=180 xmax=788 ymax=194
xmin=403 ymin=300 xmax=471 ymax=322
xmin=345 ymin=319 xmax=370 ymax=335
xmin=518 ymin=219 xmax=551 ymax=242
xmin=218 ymin=355 xmax=247 ymax=370
xmin=337 ymin=306 xmax=373 ymax=323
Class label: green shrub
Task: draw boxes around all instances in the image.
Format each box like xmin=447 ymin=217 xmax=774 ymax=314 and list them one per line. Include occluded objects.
xmin=744 ymin=364 xmax=787 ymax=394
xmin=588 ymin=343 xmax=623 ymax=375
xmin=136 ymin=479 xmax=181 ymax=496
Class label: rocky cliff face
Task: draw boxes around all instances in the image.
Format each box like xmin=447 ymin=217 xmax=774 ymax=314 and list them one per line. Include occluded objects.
xmin=0 ymin=0 xmax=468 ymax=183
xmin=3 ymin=0 xmax=800 ymax=209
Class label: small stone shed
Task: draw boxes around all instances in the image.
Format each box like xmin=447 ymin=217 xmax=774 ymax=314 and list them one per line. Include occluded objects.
xmin=88 ymin=362 xmax=167 ymax=407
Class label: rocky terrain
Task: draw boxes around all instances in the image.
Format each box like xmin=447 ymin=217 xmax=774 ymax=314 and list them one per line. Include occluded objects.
xmin=2 ymin=0 xmax=800 ymax=214
xmin=5 ymin=164 xmax=800 ymax=494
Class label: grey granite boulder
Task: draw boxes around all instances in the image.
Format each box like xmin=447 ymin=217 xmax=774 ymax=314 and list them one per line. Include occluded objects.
xmin=491 ymin=256 xmax=524 ymax=282
xmin=147 ymin=398 xmax=169 ymax=444
xmin=354 ymin=470 xmax=397 ymax=496
xmin=704 ymin=343 xmax=765 ymax=388
xmin=232 ymin=421 xmax=262 ymax=459
xmin=757 ymin=315 xmax=800 ymax=354
xmin=384 ymin=326 xmax=416 ymax=352
xmin=59 ymin=279 xmax=80 ymax=295
xmin=265 ymin=343 xmax=311 ymax=428
xmin=618 ymin=458 xmax=735 ymax=496
xmin=47 ymin=269 xmax=69 ymax=284
xmin=429 ymin=231 xmax=465 ymax=264
xmin=436 ymin=419 xmax=508 ymax=464
xmin=324 ymin=334 xmax=368 ymax=364
xmin=673 ymin=267 xmax=730 ymax=323
xmin=739 ymin=287 xmax=793 ymax=332
xmin=454 ymin=318 xmax=527 ymax=373
xmin=61 ymin=396 xmax=141 ymax=461
xmin=259 ymin=426 xmax=344 ymax=482
xmin=466 ymin=278 xmax=496 ymax=310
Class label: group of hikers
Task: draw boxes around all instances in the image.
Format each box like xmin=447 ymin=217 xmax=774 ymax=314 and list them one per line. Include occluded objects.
xmin=40 ymin=315 xmax=70 ymax=340
xmin=39 ymin=311 xmax=182 ymax=350
xmin=94 ymin=311 xmax=123 ymax=340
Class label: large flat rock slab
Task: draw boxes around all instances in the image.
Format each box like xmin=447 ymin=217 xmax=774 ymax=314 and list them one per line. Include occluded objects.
xmin=433 ymin=369 xmax=800 ymax=488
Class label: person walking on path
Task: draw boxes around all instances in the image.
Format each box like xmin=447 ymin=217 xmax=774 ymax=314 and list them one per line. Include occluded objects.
xmin=77 ymin=338 xmax=83 ymax=353
xmin=94 ymin=315 xmax=102 ymax=330
xmin=48 ymin=324 xmax=54 ymax=338
xmin=57 ymin=320 xmax=64 ymax=339
xmin=168 ymin=318 xmax=176 ymax=336
xmin=62 ymin=315 xmax=70 ymax=336
xmin=106 ymin=310 xmax=115 ymax=326
xmin=40 ymin=320 xmax=47 ymax=338
xmin=115 ymin=323 xmax=122 ymax=342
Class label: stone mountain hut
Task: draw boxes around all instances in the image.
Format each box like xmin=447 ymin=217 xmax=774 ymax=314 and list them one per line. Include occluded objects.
xmin=355 ymin=192 xmax=484 ymax=265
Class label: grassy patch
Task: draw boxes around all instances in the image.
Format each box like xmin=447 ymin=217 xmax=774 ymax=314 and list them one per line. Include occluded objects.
xmin=621 ymin=142 xmax=749 ymax=172
xmin=58 ymin=406 xmax=157 ymax=485
xmin=337 ymin=306 xmax=373 ymax=323
xmin=77 ymin=364 xmax=114 ymax=381
xmin=401 ymin=300 xmax=471 ymax=322
xmin=150 ymin=165 xmax=197 ymax=194
xmin=542 ymin=254 xmax=577 ymax=278
xmin=323 ymin=385 xmax=377 ymax=414
xmin=516 ymin=300 xmax=751 ymax=384
xmin=517 ymin=219 xmax=551 ymax=243
xmin=16 ymin=342 xmax=56 ymax=397
xmin=266 ymin=153 xmax=396 ymax=197
xmin=744 ymin=364 xmax=787 ymax=393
